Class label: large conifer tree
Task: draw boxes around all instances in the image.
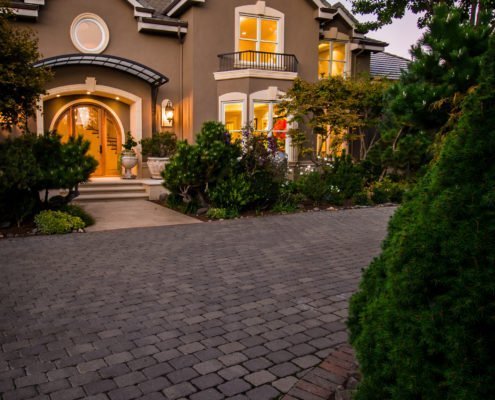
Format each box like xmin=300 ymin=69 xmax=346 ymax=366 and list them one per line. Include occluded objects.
xmin=348 ymin=35 xmax=495 ymax=400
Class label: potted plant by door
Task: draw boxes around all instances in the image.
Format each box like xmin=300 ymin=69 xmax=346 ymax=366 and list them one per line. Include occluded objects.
xmin=121 ymin=132 xmax=138 ymax=179
xmin=140 ymin=132 xmax=177 ymax=179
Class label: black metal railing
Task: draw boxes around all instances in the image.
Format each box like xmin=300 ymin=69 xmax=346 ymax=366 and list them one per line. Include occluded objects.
xmin=218 ymin=51 xmax=299 ymax=73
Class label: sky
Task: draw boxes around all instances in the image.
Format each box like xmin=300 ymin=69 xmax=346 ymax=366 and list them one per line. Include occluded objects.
xmin=338 ymin=1 xmax=425 ymax=59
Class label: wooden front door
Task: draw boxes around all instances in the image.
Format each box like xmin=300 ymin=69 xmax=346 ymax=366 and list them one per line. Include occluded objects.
xmin=54 ymin=104 xmax=122 ymax=176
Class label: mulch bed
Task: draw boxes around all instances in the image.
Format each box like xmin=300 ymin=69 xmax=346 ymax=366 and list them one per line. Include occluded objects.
xmin=0 ymin=220 xmax=36 ymax=239
xmin=155 ymin=200 xmax=397 ymax=223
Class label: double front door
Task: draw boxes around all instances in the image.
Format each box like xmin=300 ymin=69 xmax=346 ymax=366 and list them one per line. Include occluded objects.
xmin=55 ymin=104 xmax=122 ymax=176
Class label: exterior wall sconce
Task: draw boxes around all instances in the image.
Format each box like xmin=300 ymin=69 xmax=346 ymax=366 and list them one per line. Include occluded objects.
xmin=161 ymin=99 xmax=174 ymax=127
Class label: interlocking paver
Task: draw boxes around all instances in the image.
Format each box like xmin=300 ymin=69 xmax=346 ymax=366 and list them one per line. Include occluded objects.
xmin=191 ymin=372 xmax=224 ymax=390
xmin=217 ymin=378 xmax=252 ymax=396
xmin=0 ymin=208 xmax=393 ymax=400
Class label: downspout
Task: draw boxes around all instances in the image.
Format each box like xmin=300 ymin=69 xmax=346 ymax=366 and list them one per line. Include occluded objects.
xmin=178 ymin=26 xmax=185 ymax=140
xmin=151 ymin=85 xmax=158 ymax=134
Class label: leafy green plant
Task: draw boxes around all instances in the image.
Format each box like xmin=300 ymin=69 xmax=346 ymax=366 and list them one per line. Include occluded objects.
xmin=33 ymin=132 xmax=98 ymax=204
xmin=324 ymin=154 xmax=365 ymax=204
xmin=59 ymin=204 xmax=95 ymax=227
xmin=206 ymin=208 xmax=238 ymax=220
xmin=0 ymin=132 xmax=96 ymax=226
xmin=34 ymin=210 xmax=85 ymax=234
xmin=122 ymin=132 xmax=137 ymax=152
xmin=370 ymin=178 xmax=406 ymax=204
xmin=296 ymin=171 xmax=329 ymax=205
xmin=352 ymin=190 xmax=373 ymax=206
xmin=163 ymin=121 xmax=240 ymax=206
xmin=274 ymin=180 xmax=304 ymax=211
xmin=0 ymin=6 xmax=52 ymax=129
xmin=140 ymin=132 xmax=177 ymax=158
xmin=209 ymin=173 xmax=251 ymax=212
xmin=0 ymin=134 xmax=41 ymax=225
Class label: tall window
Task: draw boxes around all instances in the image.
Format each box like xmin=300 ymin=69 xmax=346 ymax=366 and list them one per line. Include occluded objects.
xmin=239 ymin=15 xmax=279 ymax=63
xmin=318 ymin=41 xmax=347 ymax=79
xmin=222 ymin=102 xmax=244 ymax=141
xmin=253 ymin=101 xmax=288 ymax=152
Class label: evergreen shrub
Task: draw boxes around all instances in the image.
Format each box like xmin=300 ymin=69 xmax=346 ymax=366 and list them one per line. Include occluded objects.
xmin=348 ymin=37 xmax=495 ymax=400
xmin=34 ymin=210 xmax=85 ymax=234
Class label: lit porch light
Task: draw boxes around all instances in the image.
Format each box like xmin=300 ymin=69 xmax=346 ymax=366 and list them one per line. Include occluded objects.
xmin=161 ymin=99 xmax=174 ymax=127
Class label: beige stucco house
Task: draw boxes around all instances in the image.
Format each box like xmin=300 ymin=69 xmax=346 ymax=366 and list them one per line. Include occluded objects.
xmin=9 ymin=0 xmax=388 ymax=178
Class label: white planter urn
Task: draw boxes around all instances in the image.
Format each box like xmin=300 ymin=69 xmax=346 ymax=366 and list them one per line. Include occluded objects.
xmin=121 ymin=151 xmax=138 ymax=179
xmin=147 ymin=157 xmax=170 ymax=179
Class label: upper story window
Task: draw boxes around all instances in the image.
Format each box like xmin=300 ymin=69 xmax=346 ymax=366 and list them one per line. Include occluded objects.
xmin=239 ymin=15 xmax=279 ymax=54
xmin=235 ymin=3 xmax=285 ymax=64
xmin=70 ymin=13 xmax=109 ymax=54
xmin=318 ymin=41 xmax=348 ymax=79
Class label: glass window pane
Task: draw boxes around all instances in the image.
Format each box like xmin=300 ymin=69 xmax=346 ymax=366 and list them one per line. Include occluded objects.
xmin=55 ymin=111 xmax=70 ymax=142
xmin=239 ymin=16 xmax=257 ymax=40
xmin=319 ymin=60 xmax=330 ymax=79
xmin=259 ymin=42 xmax=276 ymax=54
xmin=224 ymin=102 xmax=243 ymax=137
xmin=104 ymin=117 xmax=120 ymax=176
xmin=253 ymin=103 xmax=270 ymax=133
xmin=75 ymin=19 xmax=103 ymax=51
xmin=239 ymin=40 xmax=256 ymax=56
xmin=318 ymin=42 xmax=330 ymax=61
xmin=261 ymin=19 xmax=278 ymax=42
xmin=332 ymin=42 xmax=346 ymax=62
xmin=74 ymin=105 xmax=102 ymax=175
xmin=331 ymin=61 xmax=345 ymax=77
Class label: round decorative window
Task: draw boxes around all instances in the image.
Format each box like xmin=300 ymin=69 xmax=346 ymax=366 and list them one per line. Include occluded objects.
xmin=70 ymin=13 xmax=109 ymax=54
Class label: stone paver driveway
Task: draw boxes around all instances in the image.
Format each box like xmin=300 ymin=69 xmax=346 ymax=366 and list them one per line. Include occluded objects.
xmin=0 ymin=207 xmax=394 ymax=400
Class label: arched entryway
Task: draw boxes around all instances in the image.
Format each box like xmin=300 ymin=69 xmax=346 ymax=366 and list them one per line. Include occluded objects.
xmin=53 ymin=103 xmax=123 ymax=177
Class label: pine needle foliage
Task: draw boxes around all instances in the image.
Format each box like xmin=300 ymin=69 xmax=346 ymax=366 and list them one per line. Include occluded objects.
xmin=348 ymin=36 xmax=495 ymax=400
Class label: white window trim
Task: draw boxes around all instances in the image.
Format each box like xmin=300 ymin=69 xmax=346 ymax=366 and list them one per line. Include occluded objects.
xmin=319 ymin=40 xmax=350 ymax=79
xmin=218 ymin=92 xmax=248 ymax=133
xmin=70 ymin=13 xmax=110 ymax=54
xmin=235 ymin=2 xmax=285 ymax=54
xmin=249 ymin=87 xmax=293 ymax=156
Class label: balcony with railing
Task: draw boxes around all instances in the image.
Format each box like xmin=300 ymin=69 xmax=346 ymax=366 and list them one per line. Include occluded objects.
xmin=218 ymin=50 xmax=299 ymax=73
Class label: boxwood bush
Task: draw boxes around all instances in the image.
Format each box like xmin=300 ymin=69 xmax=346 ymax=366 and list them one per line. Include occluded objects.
xmin=348 ymin=38 xmax=495 ymax=400
xmin=34 ymin=210 xmax=85 ymax=234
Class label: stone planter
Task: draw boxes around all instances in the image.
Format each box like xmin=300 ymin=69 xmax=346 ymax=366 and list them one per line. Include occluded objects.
xmin=121 ymin=151 xmax=138 ymax=179
xmin=147 ymin=157 xmax=170 ymax=179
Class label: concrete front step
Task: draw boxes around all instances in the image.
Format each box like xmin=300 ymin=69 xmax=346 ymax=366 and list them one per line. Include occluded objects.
xmin=77 ymin=180 xmax=148 ymax=202
xmin=75 ymin=178 xmax=168 ymax=202
xmin=79 ymin=185 xmax=146 ymax=195
xmin=76 ymin=192 xmax=149 ymax=202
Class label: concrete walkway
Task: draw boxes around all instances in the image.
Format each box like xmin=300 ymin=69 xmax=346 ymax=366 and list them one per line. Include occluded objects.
xmin=0 ymin=208 xmax=395 ymax=400
xmin=78 ymin=200 xmax=200 ymax=232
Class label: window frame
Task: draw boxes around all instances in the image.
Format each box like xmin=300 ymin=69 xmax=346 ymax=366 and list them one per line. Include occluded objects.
xmin=235 ymin=4 xmax=285 ymax=57
xmin=70 ymin=13 xmax=110 ymax=54
xmin=219 ymin=92 xmax=248 ymax=139
xmin=238 ymin=14 xmax=280 ymax=55
xmin=318 ymin=40 xmax=349 ymax=79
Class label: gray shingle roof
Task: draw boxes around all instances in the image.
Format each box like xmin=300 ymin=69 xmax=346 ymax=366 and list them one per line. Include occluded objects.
xmin=370 ymin=52 xmax=410 ymax=80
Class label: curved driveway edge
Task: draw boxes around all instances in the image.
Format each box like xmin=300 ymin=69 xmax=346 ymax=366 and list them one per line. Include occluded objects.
xmin=0 ymin=207 xmax=395 ymax=400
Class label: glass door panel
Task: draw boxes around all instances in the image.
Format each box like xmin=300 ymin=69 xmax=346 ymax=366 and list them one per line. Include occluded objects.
xmin=73 ymin=105 xmax=103 ymax=176
xmin=104 ymin=116 xmax=120 ymax=176
xmin=54 ymin=103 xmax=123 ymax=177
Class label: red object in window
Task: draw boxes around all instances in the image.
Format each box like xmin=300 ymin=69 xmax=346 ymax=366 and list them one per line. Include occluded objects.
xmin=273 ymin=118 xmax=287 ymax=131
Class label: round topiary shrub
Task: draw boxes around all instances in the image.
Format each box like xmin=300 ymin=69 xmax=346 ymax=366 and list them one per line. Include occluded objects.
xmin=34 ymin=210 xmax=85 ymax=234
xmin=348 ymin=38 xmax=495 ymax=400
